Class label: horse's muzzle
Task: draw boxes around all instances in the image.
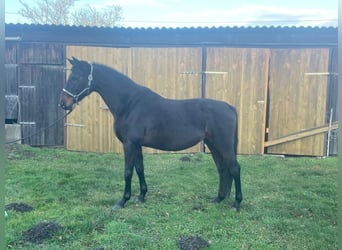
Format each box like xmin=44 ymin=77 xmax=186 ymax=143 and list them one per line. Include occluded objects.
xmin=59 ymin=102 xmax=74 ymax=111
xmin=59 ymin=94 xmax=75 ymax=111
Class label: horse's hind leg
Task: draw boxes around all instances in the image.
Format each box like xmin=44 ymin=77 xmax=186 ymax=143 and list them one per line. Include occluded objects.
xmin=231 ymin=159 xmax=242 ymax=210
xmin=205 ymin=139 xmax=242 ymax=210
xmin=205 ymin=140 xmax=233 ymax=203
xmin=216 ymin=152 xmax=242 ymax=210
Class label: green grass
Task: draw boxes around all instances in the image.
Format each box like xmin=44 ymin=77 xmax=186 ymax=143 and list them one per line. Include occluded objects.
xmin=5 ymin=145 xmax=338 ymax=249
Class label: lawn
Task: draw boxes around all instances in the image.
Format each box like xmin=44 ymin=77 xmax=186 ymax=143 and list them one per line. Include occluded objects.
xmin=5 ymin=145 xmax=338 ymax=249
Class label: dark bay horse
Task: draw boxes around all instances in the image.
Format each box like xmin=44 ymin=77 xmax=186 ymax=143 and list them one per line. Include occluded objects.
xmin=59 ymin=57 xmax=242 ymax=210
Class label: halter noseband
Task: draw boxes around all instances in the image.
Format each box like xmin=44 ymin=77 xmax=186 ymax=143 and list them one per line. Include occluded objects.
xmin=62 ymin=62 xmax=93 ymax=104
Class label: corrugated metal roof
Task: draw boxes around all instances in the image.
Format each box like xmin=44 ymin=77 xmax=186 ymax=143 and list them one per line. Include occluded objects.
xmin=5 ymin=23 xmax=338 ymax=48
xmin=5 ymin=22 xmax=338 ymax=30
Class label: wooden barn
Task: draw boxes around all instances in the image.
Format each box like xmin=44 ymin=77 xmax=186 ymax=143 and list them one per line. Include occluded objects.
xmin=4 ymin=24 xmax=338 ymax=156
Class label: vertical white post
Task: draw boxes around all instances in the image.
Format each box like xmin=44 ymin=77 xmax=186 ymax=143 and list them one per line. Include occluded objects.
xmin=326 ymin=108 xmax=333 ymax=157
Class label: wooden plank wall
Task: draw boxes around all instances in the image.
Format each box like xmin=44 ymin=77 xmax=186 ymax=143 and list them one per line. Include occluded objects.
xmin=131 ymin=47 xmax=202 ymax=153
xmin=5 ymin=42 xmax=18 ymax=120
xmin=65 ymin=46 xmax=202 ymax=153
xmin=267 ymin=48 xmax=329 ymax=156
xmin=19 ymin=43 xmax=65 ymax=146
xmin=205 ymin=48 xmax=269 ymax=154
xmin=65 ymin=46 xmax=131 ymax=153
xmin=326 ymin=48 xmax=338 ymax=155
xmin=65 ymin=46 xmax=332 ymax=156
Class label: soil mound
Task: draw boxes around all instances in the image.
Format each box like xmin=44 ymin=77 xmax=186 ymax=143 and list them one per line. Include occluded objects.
xmin=177 ymin=235 xmax=210 ymax=250
xmin=5 ymin=203 xmax=34 ymax=213
xmin=23 ymin=221 xmax=62 ymax=244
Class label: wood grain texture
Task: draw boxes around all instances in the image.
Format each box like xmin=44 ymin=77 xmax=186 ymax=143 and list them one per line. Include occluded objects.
xmin=205 ymin=48 xmax=269 ymax=154
xmin=267 ymin=48 xmax=329 ymax=156
xmin=66 ymin=46 xmax=202 ymax=153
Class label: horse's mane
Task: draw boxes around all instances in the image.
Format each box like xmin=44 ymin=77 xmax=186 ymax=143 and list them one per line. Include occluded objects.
xmin=94 ymin=63 xmax=139 ymax=87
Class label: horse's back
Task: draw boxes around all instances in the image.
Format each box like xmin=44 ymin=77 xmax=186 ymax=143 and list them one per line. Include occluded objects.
xmin=199 ymin=98 xmax=237 ymax=124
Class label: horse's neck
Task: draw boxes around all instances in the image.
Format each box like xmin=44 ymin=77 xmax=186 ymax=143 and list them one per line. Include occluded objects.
xmin=93 ymin=67 xmax=143 ymax=119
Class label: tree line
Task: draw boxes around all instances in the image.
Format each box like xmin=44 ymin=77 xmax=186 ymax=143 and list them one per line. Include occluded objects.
xmin=18 ymin=0 xmax=123 ymax=27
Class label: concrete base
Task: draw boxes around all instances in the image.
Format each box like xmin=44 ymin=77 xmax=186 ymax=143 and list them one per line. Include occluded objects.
xmin=5 ymin=124 xmax=21 ymax=144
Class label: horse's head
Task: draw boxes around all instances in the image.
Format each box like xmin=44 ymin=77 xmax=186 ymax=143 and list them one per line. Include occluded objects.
xmin=59 ymin=57 xmax=93 ymax=110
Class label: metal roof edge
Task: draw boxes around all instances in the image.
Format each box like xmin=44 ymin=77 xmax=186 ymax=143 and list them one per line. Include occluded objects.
xmin=5 ymin=23 xmax=338 ymax=48
xmin=5 ymin=23 xmax=338 ymax=31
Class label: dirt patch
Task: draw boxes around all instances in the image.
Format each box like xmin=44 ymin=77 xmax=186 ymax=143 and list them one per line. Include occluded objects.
xmin=95 ymin=224 xmax=105 ymax=234
xmin=5 ymin=203 xmax=34 ymax=213
xmin=23 ymin=221 xmax=62 ymax=244
xmin=179 ymin=154 xmax=204 ymax=163
xmin=192 ymin=204 xmax=207 ymax=212
xmin=177 ymin=236 xmax=210 ymax=250
xmin=5 ymin=144 xmax=36 ymax=160
xmin=179 ymin=156 xmax=192 ymax=162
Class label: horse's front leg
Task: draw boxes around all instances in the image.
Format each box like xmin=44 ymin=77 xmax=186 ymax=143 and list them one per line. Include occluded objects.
xmin=134 ymin=147 xmax=148 ymax=203
xmin=112 ymin=141 xmax=137 ymax=209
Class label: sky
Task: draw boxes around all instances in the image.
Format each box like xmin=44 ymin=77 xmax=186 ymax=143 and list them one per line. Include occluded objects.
xmin=5 ymin=0 xmax=338 ymax=28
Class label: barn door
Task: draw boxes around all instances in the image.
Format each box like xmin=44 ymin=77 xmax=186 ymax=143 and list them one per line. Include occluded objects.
xmin=5 ymin=39 xmax=19 ymax=123
xmin=205 ymin=48 xmax=270 ymax=154
xmin=18 ymin=43 xmax=65 ymax=146
xmin=265 ymin=48 xmax=330 ymax=156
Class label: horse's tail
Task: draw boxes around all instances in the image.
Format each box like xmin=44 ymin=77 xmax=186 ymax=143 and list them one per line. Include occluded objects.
xmin=234 ymin=108 xmax=239 ymax=156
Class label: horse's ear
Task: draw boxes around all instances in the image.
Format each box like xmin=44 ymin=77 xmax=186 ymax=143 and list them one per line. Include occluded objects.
xmin=68 ymin=57 xmax=80 ymax=66
xmin=67 ymin=57 xmax=73 ymax=65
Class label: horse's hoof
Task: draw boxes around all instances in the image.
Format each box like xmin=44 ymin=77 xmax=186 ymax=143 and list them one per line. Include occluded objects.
xmin=135 ymin=196 xmax=145 ymax=204
xmin=231 ymin=203 xmax=240 ymax=212
xmin=214 ymin=197 xmax=224 ymax=203
xmin=112 ymin=204 xmax=124 ymax=210
xmin=231 ymin=207 xmax=239 ymax=212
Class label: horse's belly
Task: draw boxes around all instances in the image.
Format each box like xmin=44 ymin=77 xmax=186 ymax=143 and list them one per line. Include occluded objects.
xmin=144 ymin=140 xmax=200 ymax=151
xmin=143 ymin=128 xmax=204 ymax=151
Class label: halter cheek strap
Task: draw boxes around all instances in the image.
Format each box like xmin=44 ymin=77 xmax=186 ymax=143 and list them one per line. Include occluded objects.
xmin=62 ymin=62 xmax=93 ymax=104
